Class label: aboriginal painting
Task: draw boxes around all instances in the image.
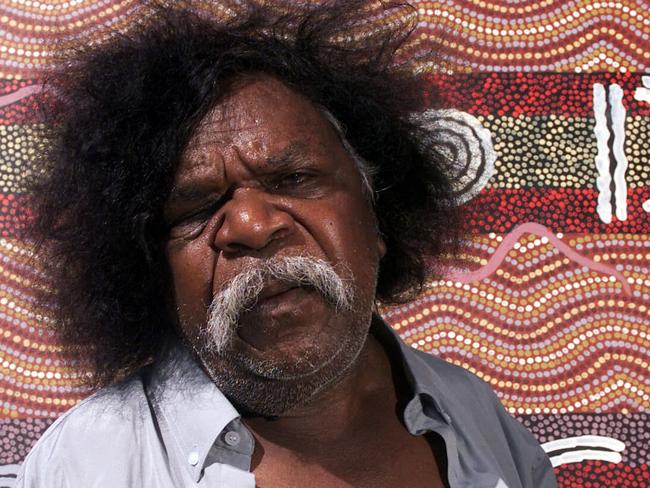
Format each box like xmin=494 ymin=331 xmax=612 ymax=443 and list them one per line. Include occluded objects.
xmin=0 ymin=1 xmax=648 ymax=487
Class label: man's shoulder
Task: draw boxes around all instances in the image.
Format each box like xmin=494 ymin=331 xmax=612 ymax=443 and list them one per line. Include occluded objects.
xmin=409 ymin=346 xmax=498 ymax=402
xmin=407 ymin=347 xmax=537 ymax=446
xmin=16 ymin=372 xmax=155 ymax=486
xmin=408 ymin=347 xmax=556 ymax=486
xmin=40 ymin=372 xmax=149 ymax=442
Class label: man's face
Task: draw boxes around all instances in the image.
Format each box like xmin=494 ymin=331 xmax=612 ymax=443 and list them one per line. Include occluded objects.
xmin=164 ymin=75 xmax=385 ymax=415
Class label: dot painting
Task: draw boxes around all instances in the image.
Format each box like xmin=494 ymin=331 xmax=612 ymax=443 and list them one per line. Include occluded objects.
xmin=0 ymin=1 xmax=648 ymax=486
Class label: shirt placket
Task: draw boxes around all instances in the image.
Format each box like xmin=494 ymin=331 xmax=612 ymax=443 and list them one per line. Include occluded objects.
xmin=200 ymin=418 xmax=256 ymax=487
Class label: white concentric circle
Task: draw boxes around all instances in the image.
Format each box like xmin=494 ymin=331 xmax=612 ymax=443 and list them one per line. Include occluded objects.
xmin=411 ymin=108 xmax=496 ymax=205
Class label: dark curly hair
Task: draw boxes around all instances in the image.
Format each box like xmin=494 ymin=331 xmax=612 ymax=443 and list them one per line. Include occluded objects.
xmin=26 ymin=0 xmax=460 ymax=387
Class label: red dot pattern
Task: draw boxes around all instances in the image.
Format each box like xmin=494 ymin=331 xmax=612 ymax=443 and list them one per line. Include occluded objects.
xmin=427 ymin=72 xmax=650 ymax=118
xmin=464 ymin=188 xmax=650 ymax=234
xmin=0 ymin=194 xmax=29 ymax=238
xmin=555 ymin=461 xmax=650 ymax=487
xmin=0 ymin=2 xmax=648 ymax=487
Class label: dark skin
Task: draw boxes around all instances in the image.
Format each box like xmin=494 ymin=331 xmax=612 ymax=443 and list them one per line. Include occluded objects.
xmin=164 ymin=75 xmax=447 ymax=487
xmin=248 ymin=333 xmax=448 ymax=488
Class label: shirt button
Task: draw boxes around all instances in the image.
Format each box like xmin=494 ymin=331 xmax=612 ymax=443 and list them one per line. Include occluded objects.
xmin=224 ymin=430 xmax=241 ymax=446
xmin=188 ymin=451 xmax=200 ymax=466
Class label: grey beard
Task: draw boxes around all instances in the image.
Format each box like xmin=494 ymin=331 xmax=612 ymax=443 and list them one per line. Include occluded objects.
xmin=204 ymin=256 xmax=354 ymax=355
xmin=194 ymin=256 xmax=372 ymax=416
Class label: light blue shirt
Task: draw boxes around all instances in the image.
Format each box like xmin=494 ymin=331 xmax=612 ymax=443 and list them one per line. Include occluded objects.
xmin=16 ymin=320 xmax=556 ymax=487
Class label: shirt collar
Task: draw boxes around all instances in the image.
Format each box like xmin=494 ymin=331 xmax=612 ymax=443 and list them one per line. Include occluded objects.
xmin=145 ymin=342 xmax=240 ymax=483
xmin=371 ymin=316 xmax=455 ymax=430
xmin=145 ymin=317 xmax=452 ymax=482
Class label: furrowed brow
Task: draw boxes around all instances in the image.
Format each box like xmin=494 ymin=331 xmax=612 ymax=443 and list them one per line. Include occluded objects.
xmin=265 ymin=142 xmax=311 ymax=169
xmin=167 ymin=142 xmax=311 ymax=207
xmin=167 ymin=183 xmax=219 ymax=207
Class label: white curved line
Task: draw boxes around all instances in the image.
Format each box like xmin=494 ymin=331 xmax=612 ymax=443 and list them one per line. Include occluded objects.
xmin=0 ymin=464 xmax=19 ymax=476
xmin=549 ymin=449 xmax=622 ymax=468
xmin=635 ymin=87 xmax=650 ymax=103
xmin=609 ymin=84 xmax=628 ymax=221
xmin=593 ymin=83 xmax=612 ymax=224
xmin=636 ymin=76 xmax=650 ymax=102
xmin=542 ymin=435 xmax=625 ymax=453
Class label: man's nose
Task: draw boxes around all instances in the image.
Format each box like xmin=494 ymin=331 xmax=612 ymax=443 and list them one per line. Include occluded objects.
xmin=212 ymin=188 xmax=293 ymax=253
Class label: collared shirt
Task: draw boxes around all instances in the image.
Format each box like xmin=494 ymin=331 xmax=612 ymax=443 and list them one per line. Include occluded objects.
xmin=16 ymin=320 xmax=556 ymax=488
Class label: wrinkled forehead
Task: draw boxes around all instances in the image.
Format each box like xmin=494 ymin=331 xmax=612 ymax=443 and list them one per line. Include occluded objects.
xmin=182 ymin=75 xmax=336 ymax=164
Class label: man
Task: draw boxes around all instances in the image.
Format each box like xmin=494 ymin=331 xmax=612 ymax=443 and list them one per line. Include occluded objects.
xmin=17 ymin=2 xmax=556 ymax=487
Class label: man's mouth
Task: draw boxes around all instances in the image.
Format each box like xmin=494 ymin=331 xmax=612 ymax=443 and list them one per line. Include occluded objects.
xmin=257 ymin=280 xmax=300 ymax=302
xmin=205 ymin=256 xmax=353 ymax=355
xmin=236 ymin=281 xmax=323 ymax=348
xmin=241 ymin=280 xmax=316 ymax=317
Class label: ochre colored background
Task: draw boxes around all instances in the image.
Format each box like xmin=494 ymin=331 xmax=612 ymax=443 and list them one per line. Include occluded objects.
xmin=0 ymin=1 xmax=648 ymax=486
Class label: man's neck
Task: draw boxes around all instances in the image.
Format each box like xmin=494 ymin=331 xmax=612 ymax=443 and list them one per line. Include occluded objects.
xmin=241 ymin=324 xmax=448 ymax=488
xmin=243 ymin=331 xmax=398 ymax=451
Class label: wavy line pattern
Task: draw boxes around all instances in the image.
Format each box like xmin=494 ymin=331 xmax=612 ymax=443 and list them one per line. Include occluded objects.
xmin=0 ymin=227 xmax=647 ymax=417
xmin=0 ymin=0 xmax=146 ymax=79
xmin=0 ymin=2 xmax=648 ymax=485
xmin=0 ymin=0 xmax=649 ymax=78
xmin=382 ymin=230 xmax=650 ymax=415
xmin=410 ymin=0 xmax=650 ymax=72
xmin=0 ymin=238 xmax=90 ymax=418
xmin=519 ymin=413 xmax=648 ymax=466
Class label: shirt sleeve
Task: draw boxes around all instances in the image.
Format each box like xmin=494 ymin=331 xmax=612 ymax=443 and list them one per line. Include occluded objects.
xmin=14 ymin=443 xmax=72 ymax=488
xmin=487 ymin=387 xmax=557 ymax=488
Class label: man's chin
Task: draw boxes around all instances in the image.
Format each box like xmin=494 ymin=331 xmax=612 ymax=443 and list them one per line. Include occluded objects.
xmin=223 ymin=357 xmax=360 ymax=417
xmin=200 ymin=323 xmax=370 ymax=416
xmin=226 ymin=335 xmax=348 ymax=380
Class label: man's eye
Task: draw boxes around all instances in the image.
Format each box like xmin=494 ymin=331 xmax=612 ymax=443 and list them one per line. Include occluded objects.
xmin=167 ymin=206 xmax=216 ymax=239
xmin=272 ymin=171 xmax=315 ymax=191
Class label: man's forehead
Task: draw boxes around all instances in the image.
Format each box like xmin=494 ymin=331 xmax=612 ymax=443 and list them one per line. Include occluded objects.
xmin=184 ymin=104 xmax=254 ymax=152
xmin=182 ymin=77 xmax=306 ymax=156
xmin=180 ymin=109 xmax=267 ymax=175
xmin=179 ymin=76 xmax=340 ymax=175
xmin=192 ymin=75 xmax=307 ymax=128
xmin=174 ymin=139 xmax=312 ymax=183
